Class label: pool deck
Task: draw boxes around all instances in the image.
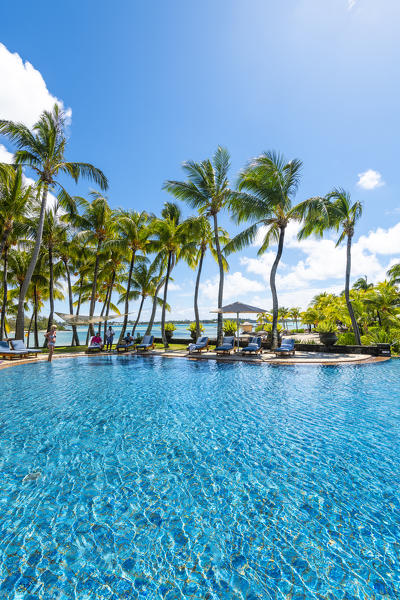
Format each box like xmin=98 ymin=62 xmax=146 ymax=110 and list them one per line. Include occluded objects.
xmin=0 ymin=348 xmax=390 ymax=370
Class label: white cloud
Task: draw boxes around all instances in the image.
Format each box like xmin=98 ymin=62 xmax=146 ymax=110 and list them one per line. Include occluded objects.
xmin=348 ymin=0 xmax=357 ymax=9
xmin=239 ymin=220 xmax=400 ymax=309
xmin=0 ymin=43 xmax=71 ymax=128
xmin=200 ymin=271 xmax=265 ymax=303
xmin=0 ymin=143 xmax=13 ymax=163
xmin=357 ymin=169 xmax=384 ymax=190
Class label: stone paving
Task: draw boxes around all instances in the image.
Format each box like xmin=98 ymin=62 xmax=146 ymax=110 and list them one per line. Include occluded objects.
xmin=0 ymin=348 xmax=389 ymax=371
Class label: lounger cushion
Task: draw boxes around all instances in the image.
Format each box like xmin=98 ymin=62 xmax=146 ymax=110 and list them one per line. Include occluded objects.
xmin=11 ymin=340 xmax=41 ymax=352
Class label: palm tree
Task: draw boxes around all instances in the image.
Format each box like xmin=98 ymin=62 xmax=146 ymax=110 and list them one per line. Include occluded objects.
xmin=297 ymin=189 xmax=362 ymax=345
xmin=225 ymin=151 xmax=303 ymax=348
xmin=0 ymin=165 xmax=33 ymax=258
xmin=278 ymin=306 xmax=290 ymax=329
xmin=0 ymin=104 xmax=108 ymax=339
xmin=289 ymin=307 xmax=301 ymax=331
xmin=39 ymin=204 xmax=68 ymax=341
xmin=110 ymin=210 xmax=151 ymax=343
xmin=387 ymin=263 xmax=400 ymax=286
xmin=144 ymin=257 xmax=167 ymax=337
xmin=151 ymin=202 xmax=195 ymax=347
xmin=163 ymin=146 xmax=233 ymax=344
xmin=353 ymin=276 xmax=373 ymax=291
xmin=188 ymin=217 xmax=229 ymax=338
xmin=123 ymin=260 xmax=165 ymax=337
xmin=75 ymin=192 xmax=115 ymax=338
xmin=364 ymin=281 xmax=399 ymax=328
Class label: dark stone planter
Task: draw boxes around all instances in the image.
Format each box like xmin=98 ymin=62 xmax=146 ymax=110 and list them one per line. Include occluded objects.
xmin=319 ymin=332 xmax=338 ymax=346
xmin=165 ymin=332 xmax=174 ymax=343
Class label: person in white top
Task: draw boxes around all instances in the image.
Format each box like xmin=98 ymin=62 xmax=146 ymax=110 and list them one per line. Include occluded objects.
xmin=105 ymin=326 xmax=115 ymax=351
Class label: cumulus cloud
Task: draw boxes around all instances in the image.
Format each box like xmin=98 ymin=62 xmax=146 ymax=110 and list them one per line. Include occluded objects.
xmin=357 ymin=169 xmax=384 ymax=190
xmin=0 ymin=43 xmax=71 ymax=128
xmin=238 ymin=220 xmax=400 ymax=309
xmin=200 ymin=271 xmax=265 ymax=303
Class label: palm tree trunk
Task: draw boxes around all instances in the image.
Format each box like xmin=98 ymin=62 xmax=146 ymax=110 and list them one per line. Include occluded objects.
xmin=345 ymin=233 xmax=361 ymax=345
xmin=119 ymin=249 xmax=136 ymax=343
xmin=132 ymin=295 xmax=145 ymax=337
xmin=0 ymin=226 xmax=11 ymax=263
xmin=27 ymin=310 xmax=34 ymax=347
xmin=161 ymin=252 xmax=172 ymax=347
xmin=87 ymin=245 xmax=101 ymax=341
xmin=145 ymin=276 xmax=164 ymax=336
xmin=34 ymin=285 xmax=39 ymax=348
xmin=270 ymin=226 xmax=285 ymax=349
xmin=97 ymin=292 xmax=108 ymax=335
xmin=64 ymin=261 xmax=79 ymax=346
xmin=15 ymin=183 xmax=48 ymax=340
xmin=0 ymin=247 xmax=8 ymax=341
xmin=212 ymin=213 xmax=224 ymax=345
xmin=103 ymin=272 xmax=115 ymax=339
xmin=194 ymin=247 xmax=205 ymax=338
xmin=44 ymin=246 xmax=54 ymax=347
xmin=76 ymin=277 xmax=83 ymax=315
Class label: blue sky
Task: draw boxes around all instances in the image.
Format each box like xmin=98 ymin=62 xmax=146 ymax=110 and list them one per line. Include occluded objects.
xmin=1 ymin=0 xmax=400 ymax=320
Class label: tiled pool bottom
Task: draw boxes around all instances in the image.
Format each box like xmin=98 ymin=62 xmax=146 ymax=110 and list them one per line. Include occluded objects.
xmin=0 ymin=356 xmax=399 ymax=599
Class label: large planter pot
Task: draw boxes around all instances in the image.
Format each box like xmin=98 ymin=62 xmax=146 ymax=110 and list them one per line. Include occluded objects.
xmin=319 ymin=332 xmax=338 ymax=346
xmin=165 ymin=331 xmax=174 ymax=343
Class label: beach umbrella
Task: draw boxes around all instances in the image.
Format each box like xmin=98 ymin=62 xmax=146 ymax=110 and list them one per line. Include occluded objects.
xmin=211 ymin=301 xmax=267 ymax=350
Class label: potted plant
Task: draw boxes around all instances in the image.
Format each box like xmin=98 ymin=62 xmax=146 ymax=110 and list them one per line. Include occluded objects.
xmin=187 ymin=322 xmax=204 ymax=341
xmin=222 ymin=319 xmax=237 ymax=337
xmin=164 ymin=322 xmax=176 ymax=343
xmin=316 ymin=321 xmax=338 ymax=346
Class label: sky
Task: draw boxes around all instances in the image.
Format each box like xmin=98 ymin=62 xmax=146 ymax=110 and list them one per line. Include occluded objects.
xmin=1 ymin=0 xmax=400 ymax=321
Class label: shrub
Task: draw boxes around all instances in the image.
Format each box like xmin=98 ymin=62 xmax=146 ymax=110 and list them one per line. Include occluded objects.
xmin=316 ymin=321 xmax=337 ymax=334
xmin=187 ymin=322 xmax=204 ymax=340
xmin=164 ymin=322 xmax=176 ymax=342
xmin=337 ymin=332 xmax=356 ymax=345
xmin=223 ymin=320 xmax=237 ymax=336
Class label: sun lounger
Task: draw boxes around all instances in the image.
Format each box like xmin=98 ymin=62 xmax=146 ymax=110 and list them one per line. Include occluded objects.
xmin=0 ymin=340 xmax=27 ymax=360
xmin=241 ymin=336 xmax=262 ymax=355
xmin=188 ymin=336 xmax=209 ymax=354
xmin=215 ymin=336 xmax=235 ymax=355
xmin=274 ymin=338 xmax=295 ymax=356
xmin=136 ymin=335 xmax=154 ymax=352
xmin=115 ymin=339 xmax=135 ymax=352
xmin=11 ymin=339 xmax=42 ymax=357
xmin=87 ymin=337 xmax=103 ymax=353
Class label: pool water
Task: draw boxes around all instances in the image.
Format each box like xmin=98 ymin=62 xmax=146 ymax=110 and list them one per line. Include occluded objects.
xmin=0 ymin=357 xmax=399 ymax=599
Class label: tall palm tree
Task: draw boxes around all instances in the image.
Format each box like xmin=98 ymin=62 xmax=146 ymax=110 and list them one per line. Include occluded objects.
xmin=122 ymin=260 xmax=165 ymax=337
xmin=297 ymin=188 xmax=363 ymax=344
xmin=353 ymin=276 xmax=373 ymax=291
xmin=225 ymin=151 xmax=303 ymax=348
xmin=0 ymin=105 xmax=108 ymax=339
xmin=58 ymin=236 xmax=83 ymax=346
xmin=387 ymin=263 xmax=400 ymax=286
xmin=163 ymin=146 xmax=233 ymax=344
xmin=0 ymin=165 xmax=33 ymax=258
xmin=289 ymin=307 xmax=301 ymax=330
xmin=75 ymin=192 xmax=115 ymax=338
xmin=144 ymin=257 xmax=167 ymax=337
xmin=151 ymin=202 xmax=195 ymax=347
xmin=110 ymin=210 xmax=151 ymax=343
xmin=39 ymin=204 xmax=68 ymax=341
xmin=188 ymin=217 xmax=229 ymax=338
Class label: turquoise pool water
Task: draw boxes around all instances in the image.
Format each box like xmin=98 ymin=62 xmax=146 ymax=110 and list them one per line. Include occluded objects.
xmin=0 ymin=357 xmax=399 ymax=599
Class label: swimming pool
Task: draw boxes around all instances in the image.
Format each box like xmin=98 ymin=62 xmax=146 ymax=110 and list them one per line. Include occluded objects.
xmin=0 ymin=357 xmax=399 ymax=599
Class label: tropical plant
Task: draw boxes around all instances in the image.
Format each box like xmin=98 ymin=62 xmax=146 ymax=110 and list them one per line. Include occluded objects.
xmin=0 ymin=104 xmax=108 ymax=339
xmin=387 ymin=263 xmax=400 ymax=286
xmin=164 ymin=146 xmax=233 ymax=345
xmin=111 ymin=209 xmax=151 ymax=342
xmin=289 ymin=307 xmax=301 ymax=330
xmin=164 ymin=322 xmax=176 ymax=342
xmin=297 ymin=188 xmax=363 ymax=344
xmin=151 ymin=202 xmax=195 ymax=347
xmin=353 ymin=276 xmax=373 ymax=291
xmin=186 ymin=217 xmax=229 ymax=338
xmin=225 ymin=151 xmax=303 ymax=348
xmin=75 ymin=192 xmax=115 ymax=338
xmin=222 ymin=319 xmax=237 ymax=336
xmin=187 ymin=321 xmax=204 ymax=340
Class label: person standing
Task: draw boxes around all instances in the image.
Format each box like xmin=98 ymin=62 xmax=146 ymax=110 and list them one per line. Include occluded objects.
xmin=44 ymin=325 xmax=57 ymax=362
xmin=105 ymin=326 xmax=114 ymax=351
